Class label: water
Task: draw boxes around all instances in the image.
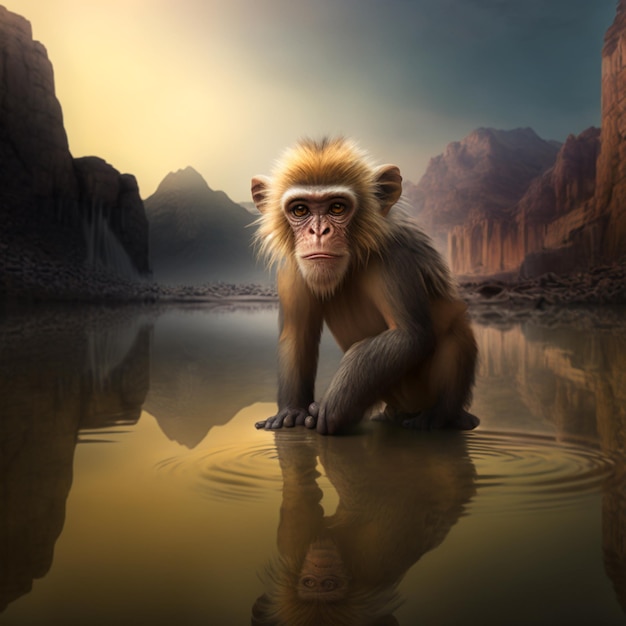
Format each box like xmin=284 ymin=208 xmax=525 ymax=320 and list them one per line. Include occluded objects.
xmin=0 ymin=303 xmax=625 ymax=625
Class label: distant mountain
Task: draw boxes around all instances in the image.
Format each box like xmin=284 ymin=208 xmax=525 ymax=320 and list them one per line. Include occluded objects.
xmin=404 ymin=127 xmax=561 ymax=256
xmin=144 ymin=167 xmax=268 ymax=285
xmin=449 ymin=127 xmax=600 ymax=278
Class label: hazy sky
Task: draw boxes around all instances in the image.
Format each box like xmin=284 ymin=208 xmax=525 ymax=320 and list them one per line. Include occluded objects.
xmin=3 ymin=0 xmax=617 ymax=201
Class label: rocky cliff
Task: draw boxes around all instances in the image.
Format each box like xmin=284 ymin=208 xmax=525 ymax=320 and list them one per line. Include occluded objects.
xmin=145 ymin=167 xmax=265 ymax=285
xmin=594 ymin=0 xmax=626 ymax=260
xmin=520 ymin=0 xmax=626 ymax=278
xmin=0 ymin=6 xmax=149 ymax=295
xmin=405 ymin=128 xmax=560 ymax=258
xmin=74 ymin=157 xmax=149 ymax=275
xmin=414 ymin=0 xmax=626 ymax=279
xmin=445 ymin=128 xmax=600 ymax=277
xmin=518 ymin=128 xmax=602 ymax=277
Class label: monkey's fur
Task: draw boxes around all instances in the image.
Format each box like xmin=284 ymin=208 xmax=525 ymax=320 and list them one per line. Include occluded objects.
xmin=252 ymin=137 xmax=478 ymax=434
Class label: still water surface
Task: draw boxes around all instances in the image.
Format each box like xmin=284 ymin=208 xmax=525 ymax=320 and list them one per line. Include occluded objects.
xmin=0 ymin=303 xmax=625 ymax=625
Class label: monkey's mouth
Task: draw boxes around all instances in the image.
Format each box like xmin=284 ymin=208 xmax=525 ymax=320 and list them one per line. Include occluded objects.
xmin=301 ymin=253 xmax=343 ymax=260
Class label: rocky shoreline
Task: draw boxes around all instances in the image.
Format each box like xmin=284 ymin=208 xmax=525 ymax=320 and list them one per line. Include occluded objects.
xmin=0 ymin=253 xmax=276 ymax=305
xmin=460 ymin=262 xmax=626 ymax=325
xmin=463 ymin=260 xmax=625 ymax=306
xmin=1 ymin=252 xmax=624 ymax=313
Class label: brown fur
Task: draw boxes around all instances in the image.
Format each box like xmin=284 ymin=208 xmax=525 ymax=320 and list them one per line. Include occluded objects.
xmin=251 ymin=137 xmax=478 ymax=434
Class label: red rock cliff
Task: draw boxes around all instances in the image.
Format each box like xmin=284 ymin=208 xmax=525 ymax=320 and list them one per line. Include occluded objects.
xmin=405 ymin=127 xmax=559 ymax=260
xmin=412 ymin=0 xmax=626 ymax=279
xmin=595 ymin=0 xmax=626 ymax=259
xmin=519 ymin=0 xmax=626 ymax=278
xmin=448 ymin=128 xmax=602 ymax=279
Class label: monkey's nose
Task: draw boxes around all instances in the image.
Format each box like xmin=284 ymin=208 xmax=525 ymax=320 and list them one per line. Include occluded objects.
xmin=310 ymin=224 xmax=331 ymax=236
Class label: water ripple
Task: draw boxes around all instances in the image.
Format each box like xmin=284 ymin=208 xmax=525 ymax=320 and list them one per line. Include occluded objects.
xmin=466 ymin=430 xmax=616 ymax=513
xmin=156 ymin=430 xmax=615 ymax=512
xmin=156 ymin=441 xmax=282 ymax=503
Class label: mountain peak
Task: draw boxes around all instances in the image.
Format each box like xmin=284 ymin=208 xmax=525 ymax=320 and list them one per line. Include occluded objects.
xmin=155 ymin=166 xmax=210 ymax=195
xmin=143 ymin=166 xmax=265 ymax=284
xmin=462 ymin=127 xmax=551 ymax=154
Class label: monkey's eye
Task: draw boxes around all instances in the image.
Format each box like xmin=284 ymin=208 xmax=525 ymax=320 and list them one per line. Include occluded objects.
xmin=291 ymin=204 xmax=309 ymax=218
xmin=321 ymin=578 xmax=339 ymax=591
xmin=329 ymin=202 xmax=346 ymax=215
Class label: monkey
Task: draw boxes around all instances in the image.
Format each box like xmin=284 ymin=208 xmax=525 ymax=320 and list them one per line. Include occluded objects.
xmin=251 ymin=137 xmax=478 ymax=435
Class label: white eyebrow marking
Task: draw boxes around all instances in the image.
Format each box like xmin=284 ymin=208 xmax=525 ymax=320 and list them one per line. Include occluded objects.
xmin=281 ymin=186 xmax=356 ymax=208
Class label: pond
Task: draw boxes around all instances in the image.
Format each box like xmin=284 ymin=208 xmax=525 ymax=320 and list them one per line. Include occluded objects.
xmin=0 ymin=302 xmax=625 ymax=625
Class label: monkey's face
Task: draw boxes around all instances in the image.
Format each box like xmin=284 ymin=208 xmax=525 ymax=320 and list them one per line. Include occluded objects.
xmin=297 ymin=539 xmax=350 ymax=602
xmin=251 ymin=139 xmax=403 ymax=294
xmin=282 ymin=186 xmax=356 ymax=296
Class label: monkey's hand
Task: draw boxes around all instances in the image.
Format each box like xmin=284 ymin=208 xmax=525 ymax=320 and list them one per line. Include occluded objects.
xmin=316 ymin=395 xmax=363 ymax=435
xmin=255 ymin=403 xmax=319 ymax=430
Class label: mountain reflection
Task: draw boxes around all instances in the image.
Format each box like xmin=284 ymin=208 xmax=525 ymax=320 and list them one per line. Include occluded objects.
xmin=473 ymin=309 xmax=626 ymax=613
xmin=0 ymin=305 xmax=150 ymax=611
xmin=144 ymin=304 xmax=280 ymax=447
xmin=253 ymin=430 xmax=476 ymax=626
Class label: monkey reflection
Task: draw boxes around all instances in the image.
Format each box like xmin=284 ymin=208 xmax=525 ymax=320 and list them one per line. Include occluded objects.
xmin=252 ymin=429 xmax=476 ymax=625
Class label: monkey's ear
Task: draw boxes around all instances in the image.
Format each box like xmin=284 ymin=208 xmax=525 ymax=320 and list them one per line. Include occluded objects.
xmin=375 ymin=165 xmax=402 ymax=216
xmin=251 ymin=175 xmax=271 ymax=213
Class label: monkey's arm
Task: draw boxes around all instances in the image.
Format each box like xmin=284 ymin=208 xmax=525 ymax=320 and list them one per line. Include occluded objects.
xmin=256 ymin=265 xmax=324 ymax=430
xmin=275 ymin=436 xmax=324 ymax=555
xmin=317 ymin=258 xmax=436 ymax=435
xmin=317 ymin=330 xmax=431 ymax=434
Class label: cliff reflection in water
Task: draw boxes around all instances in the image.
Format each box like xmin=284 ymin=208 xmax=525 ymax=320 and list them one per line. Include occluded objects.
xmin=472 ymin=308 xmax=626 ymax=613
xmin=471 ymin=310 xmax=626 ymax=441
xmin=0 ymin=304 xmax=625 ymax=621
xmin=0 ymin=306 xmax=150 ymax=611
